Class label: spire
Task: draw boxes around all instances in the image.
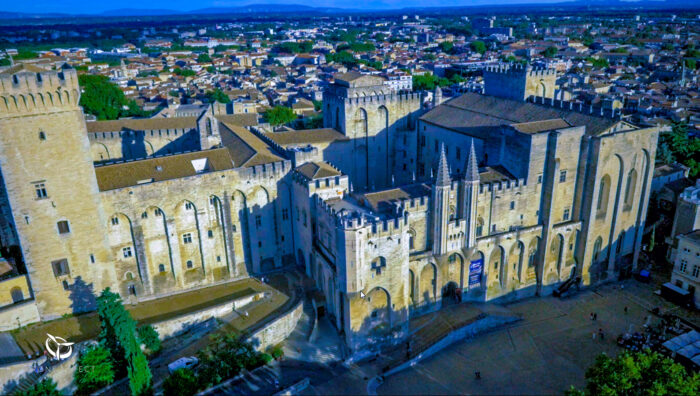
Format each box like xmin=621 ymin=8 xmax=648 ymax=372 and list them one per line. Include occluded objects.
xmin=464 ymin=141 xmax=479 ymax=182
xmin=435 ymin=143 xmax=451 ymax=187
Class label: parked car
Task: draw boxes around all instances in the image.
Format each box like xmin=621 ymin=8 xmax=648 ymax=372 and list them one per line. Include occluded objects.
xmin=168 ymin=356 xmax=199 ymax=374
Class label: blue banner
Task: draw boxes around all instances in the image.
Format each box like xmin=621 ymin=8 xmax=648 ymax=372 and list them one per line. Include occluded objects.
xmin=469 ymin=258 xmax=483 ymax=286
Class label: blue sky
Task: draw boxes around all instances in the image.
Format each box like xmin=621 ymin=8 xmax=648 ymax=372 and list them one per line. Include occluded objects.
xmin=1 ymin=0 xmax=573 ymax=14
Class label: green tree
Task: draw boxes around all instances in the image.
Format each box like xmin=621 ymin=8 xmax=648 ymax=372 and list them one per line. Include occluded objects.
xmin=658 ymin=122 xmax=700 ymax=177
xmin=97 ymin=288 xmax=152 ymax=396
xmin=542 ymin=46 xmax=558 ymax=58
xmin=74 ymin=345 xmax=115 ymax=395
xmin=205 ymin=88 xmax=230 ymax=104
xmin=173 ymin=68 xmax=196 ymax=77
xmin=137 ymin=324 xmax=162 ymax=355
xmin=15 ymin=378 xmax=60 ymax=396
xmin=567 ymin=350 xmax=699 ymax=396
xmin=196 ymin=333 xmax=267 ymax=389
xmin=78 ymin=75 xmax=126 ymax=120
xmin=197 ymin=53 xmax=212 ymax=63
xmin=470 ymin=40 xmax=486 ymax=54
xmin=162 ymin=368 xmax=199 ymax=396
xmin=264 ymin=106 xmax=297 ymax=126
xmin=439 ymin=41 xmax=454 ymax=54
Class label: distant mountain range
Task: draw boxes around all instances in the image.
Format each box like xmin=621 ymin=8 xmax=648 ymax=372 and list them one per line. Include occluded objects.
xmin=1 ymin=1 xmax=699 ymax=20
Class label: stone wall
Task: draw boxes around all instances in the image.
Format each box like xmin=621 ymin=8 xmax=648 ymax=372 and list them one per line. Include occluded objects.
xmin=0 ymin=275 xmax=32 ymax=307
xmin=0 ymin=299 xmax=41 ymax=331
xmin=153 ymin=291 xmax=265 ymax=339
xmin=248 ymin=298 xmax=303 ymax=351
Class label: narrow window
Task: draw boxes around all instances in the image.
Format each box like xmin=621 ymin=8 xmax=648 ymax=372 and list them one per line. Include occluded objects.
xmin=90 ymin=254 xmax=95 ymax=264
xmin=39 ymin=131 xmax=46 ymax=141
xmin=57 ymin=220 xmax=70 ymax=234
xmin=186 ymin=260 xmax=193 ymax=269
xmin=559 ymin=170 xmax=567 ymax=183
xmin=111 ymin=217 xmax=119 ymax=226
xmin=510 ymin=201 xmax=515 ymax=210
xmin=122 ymin=247 xmax=132 ymax=258
xmin=158 ymin=264 xmax=166 ymax=273
xmin=208 ymin=229 xmax=214 ymax=238
xmin=282 ymin=208 xmax=289 ymax=220
xmin=255 ymin=215 xmax=262 ymax=228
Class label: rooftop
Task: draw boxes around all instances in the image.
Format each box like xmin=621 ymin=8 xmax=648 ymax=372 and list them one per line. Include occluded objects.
xmin=295 ymin=161 xmax=342 ymax=180
xmin=94 ymin=148 xmax=234 ymax=191
xmin=263 ymin=128 xmax=348 ymax=147
xmin=421 ymin=92 xmax=623 ymax=137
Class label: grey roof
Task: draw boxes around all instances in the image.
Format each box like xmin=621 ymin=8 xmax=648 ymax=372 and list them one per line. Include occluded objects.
xmin=421 ymin=92 xmax=621 ymax=137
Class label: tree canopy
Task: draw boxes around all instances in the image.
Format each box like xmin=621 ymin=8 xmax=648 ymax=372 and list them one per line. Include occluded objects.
xmin=205 ymin=88 xmax=231 ymax=104
xmin=470 ymin=40 xmax=487 ymax=54
xmin=74 ymin=345 xmax=115 ymax=395
xmin=567 ymin=350 xmax=699 ymax=396
xmin=273 ymin=41 xmax=313 ymax=54
xmin=97 ymin=288 xmax=152 ymax=396
xmin=264 ymin=106 xmax=297 ymax=126
xmin=15 ymin=378 xmax=60 ymax=396
xmin=542 ymin=46 xmax=558 ymax=58
xmin=78 ymin=75 xmax=148 ymax=120
xmin=657 ymin=122 xmax=700 ymax=178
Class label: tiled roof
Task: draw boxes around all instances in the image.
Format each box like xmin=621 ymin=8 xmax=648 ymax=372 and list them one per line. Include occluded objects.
xmin=421 ymin=92 xmax=622 ymax=136
xmin=94 ymin=148 xmax=234 ymax=191
xmin=263 ymin=128 xmax=348 ymax=147
xmin=295 ymin=161 xmax=342 ymax=180
xmin=219 ymin=122 xmax=283 ymax=167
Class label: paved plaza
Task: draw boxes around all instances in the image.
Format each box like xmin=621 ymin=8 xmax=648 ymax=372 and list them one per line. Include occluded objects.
xmin=375 ymin=281 xmax=668 ymax=395
xmin=308 ymin=278 xmax=684 ymax=395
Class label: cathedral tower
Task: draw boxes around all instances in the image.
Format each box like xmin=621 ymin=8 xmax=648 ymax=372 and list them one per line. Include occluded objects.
xmin=0 ymin=64 xmax=115 ymax=318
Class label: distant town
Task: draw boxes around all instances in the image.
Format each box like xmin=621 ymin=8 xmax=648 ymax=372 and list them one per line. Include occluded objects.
xmin=0 ymin=4 xmax=698 ymax=396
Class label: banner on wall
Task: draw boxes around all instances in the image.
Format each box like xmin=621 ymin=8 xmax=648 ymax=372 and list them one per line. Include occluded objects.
xmin=469 ymin=258 xmax=483 ymax=287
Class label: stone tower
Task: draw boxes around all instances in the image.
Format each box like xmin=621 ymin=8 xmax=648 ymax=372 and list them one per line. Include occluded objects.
xmin=483 ymin=63 xmax=556 ymax=102
xmin=432 ymin=144 xmax=451 ymax=255
xmin=323 ymin=72 xmax=422 ymax=190
xmin=0 ymin=64 xmax=115 ymax=318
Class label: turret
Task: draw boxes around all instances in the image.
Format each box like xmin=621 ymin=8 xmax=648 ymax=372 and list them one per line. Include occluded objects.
xmin=462 ymin=142 xmax=480 ymax=248
xmin=433 ymin=85 xmax=443 ymax=107
xmin=432 ymin=144 xmax=451 ymax=255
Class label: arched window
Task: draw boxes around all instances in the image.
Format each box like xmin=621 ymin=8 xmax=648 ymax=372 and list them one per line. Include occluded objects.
xmin=158 ymin=264 xmax=166 ymax=273
xmin=624 ymin=169 xmax=637 ymax=209
xmin=125 ymin=272 xmax=134 ymax=280
xmin=186 ymin=260 xmax=194 ymax=269
xmin=593 ymin=237 xmax=603 ymax=262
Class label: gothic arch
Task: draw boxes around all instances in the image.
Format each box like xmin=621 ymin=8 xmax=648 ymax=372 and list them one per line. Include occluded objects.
xmin=366 ymin=286 xmax=392 ymax=333
xmin=378 ymin=105 xmax=390 ymax=185
xmin=488 ymin=245 xmax=505 ymax=289
xmin=597 ymin=174 xmax=612 ymax=217
xmin=419 ymin=262 xmax=437 ymax=305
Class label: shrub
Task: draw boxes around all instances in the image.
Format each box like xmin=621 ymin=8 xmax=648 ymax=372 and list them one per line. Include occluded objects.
xmin=137 ymin=324 xmax=162 ymax=355
xmin=74 ymin=345 xmax=115 ymax=395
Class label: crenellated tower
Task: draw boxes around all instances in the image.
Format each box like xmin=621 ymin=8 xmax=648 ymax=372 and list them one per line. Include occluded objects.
xmin=0 ymin=64 xmax=115 ymax=318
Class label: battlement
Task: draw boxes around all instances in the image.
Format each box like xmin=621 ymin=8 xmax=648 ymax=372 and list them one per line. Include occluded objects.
xmin=344 ymin=92 xmax=422 ymax=107
xmin=399 ymin=195 xmax=430 ymax=213
xmin=478 ymin=177 xmax=527 ymax=195
xmin=484 ymin=63 xmax=556 ymax=77
xmin=235 ymin=159 xmax=290 ymax=181
xmin=0 ymin=65 xmax=80 ymax=115
xmin=526 ymin=96 xmax=623 ymax=120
